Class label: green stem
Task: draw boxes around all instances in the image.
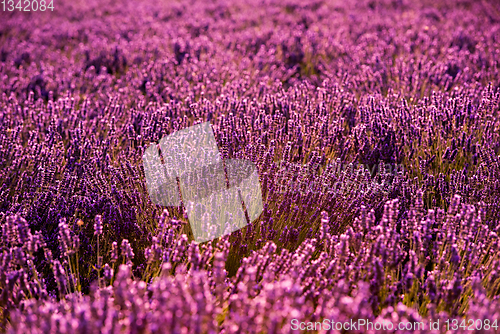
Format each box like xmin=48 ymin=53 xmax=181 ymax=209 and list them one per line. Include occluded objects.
xmin=97 ymin=235 xmax=101 ymax=289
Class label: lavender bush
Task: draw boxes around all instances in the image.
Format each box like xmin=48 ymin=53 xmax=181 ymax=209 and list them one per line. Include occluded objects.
xmin=1 ymin=0 xmax=500 ymax=332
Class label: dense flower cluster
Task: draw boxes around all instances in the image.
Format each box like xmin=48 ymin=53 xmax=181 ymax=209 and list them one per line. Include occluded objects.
xmin=0 ymin=0 xmax=500 ymax=332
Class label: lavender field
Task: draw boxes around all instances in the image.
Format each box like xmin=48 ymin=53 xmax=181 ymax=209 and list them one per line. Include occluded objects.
xmin=1 ymin=0 xmax=500 ymax=332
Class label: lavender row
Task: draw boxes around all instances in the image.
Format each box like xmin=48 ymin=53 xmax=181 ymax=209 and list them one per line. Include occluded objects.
xmin=2 ymin=195 xmax=500 ymax=333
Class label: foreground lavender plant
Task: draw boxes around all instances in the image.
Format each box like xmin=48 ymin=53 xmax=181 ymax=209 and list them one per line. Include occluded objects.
xmin=5 ymin=196 xmax=500 ymax=333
